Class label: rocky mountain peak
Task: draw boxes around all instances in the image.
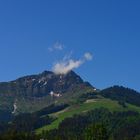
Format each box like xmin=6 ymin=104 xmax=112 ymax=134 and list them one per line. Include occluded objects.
xmin=0 ymin=70 xmax=93 ymax=98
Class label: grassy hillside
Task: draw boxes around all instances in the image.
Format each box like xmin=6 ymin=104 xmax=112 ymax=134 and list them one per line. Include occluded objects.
xmin=36 ymin=98 xmax=140 ymax=133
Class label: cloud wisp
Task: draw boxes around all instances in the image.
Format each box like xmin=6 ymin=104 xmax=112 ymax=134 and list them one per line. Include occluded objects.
xmin=48 ymin=42 xmax=64 ymax=52
xmin=52 ymin=52 xmax=93 ymax=75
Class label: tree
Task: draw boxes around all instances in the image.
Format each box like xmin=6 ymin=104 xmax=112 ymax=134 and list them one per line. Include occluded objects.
xmin=84 ymin=123 xmax=108 ymax=140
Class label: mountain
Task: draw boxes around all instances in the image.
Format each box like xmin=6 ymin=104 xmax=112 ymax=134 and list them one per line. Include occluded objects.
xmin=0 ymin=70 xmax=94 ymax=114
xmin=0 ymin=70 xmax=140 ymax=139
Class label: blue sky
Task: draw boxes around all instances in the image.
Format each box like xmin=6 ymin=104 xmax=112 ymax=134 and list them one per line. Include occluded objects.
xmin=0 ymin=0 xmax=140 ymax=91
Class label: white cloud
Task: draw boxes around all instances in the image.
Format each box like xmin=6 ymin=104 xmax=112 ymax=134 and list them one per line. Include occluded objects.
xmin=53 ymin=59 xmax=83 ymax=75
xmin=52 ymin=52 xmax=93 ymax=75
xmin=48 ymin=42 xmax=64 ymax=52
xmin=84 ymin=52 xmax=93 ymax=61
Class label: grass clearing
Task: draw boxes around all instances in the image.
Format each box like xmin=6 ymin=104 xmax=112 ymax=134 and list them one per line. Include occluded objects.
xmin=36 ymin=98 xmax=140 ymax=134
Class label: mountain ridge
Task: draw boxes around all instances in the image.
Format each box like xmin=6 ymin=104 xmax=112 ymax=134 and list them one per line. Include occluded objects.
xmin=0 ymin=70 xmax=94 ymax=114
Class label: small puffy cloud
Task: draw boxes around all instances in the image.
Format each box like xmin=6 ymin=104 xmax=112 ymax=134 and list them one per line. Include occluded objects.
xmin=84 ymin=52 xmax=93 ymax=61
xmin=48 ymin=42 xmax=64 ymax=52
xmin=54 ymin=42 xmax=63 ymax=50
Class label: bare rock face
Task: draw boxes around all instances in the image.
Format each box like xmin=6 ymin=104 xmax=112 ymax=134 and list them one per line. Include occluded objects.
xmin=6 ymin=70 xmax=88 ymax=97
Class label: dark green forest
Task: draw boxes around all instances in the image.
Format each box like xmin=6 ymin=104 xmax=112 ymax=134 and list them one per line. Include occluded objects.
xmin=1 ymin=108 xmax=140 ymax=140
